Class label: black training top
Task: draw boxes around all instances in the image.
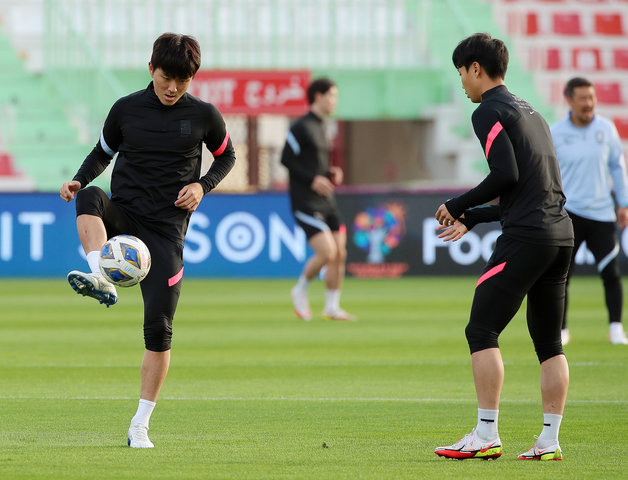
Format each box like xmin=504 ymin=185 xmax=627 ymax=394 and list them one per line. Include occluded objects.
xmin=73 ymin=82 xmax=235 ymax=242
xmin=446 ymin=85 xmax=573 ymax=246
xmin=280 ymin=111 xmax=337 ymax=211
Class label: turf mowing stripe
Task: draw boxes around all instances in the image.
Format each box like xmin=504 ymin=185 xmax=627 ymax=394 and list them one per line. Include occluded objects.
xmin=1 ymin=361 xmax=626 ymax=367
xmin=1 ymin=395 xmax=626 ymax=404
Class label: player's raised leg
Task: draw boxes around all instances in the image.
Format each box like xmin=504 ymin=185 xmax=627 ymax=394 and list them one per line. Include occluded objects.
xmin=67 ymin=213 xmax=117 ymax=307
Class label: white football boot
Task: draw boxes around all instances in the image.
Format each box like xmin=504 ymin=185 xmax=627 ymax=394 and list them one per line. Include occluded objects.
xmin=435 ymin=428 xmax=502 ymax=460
xmin=517 ymin=440 xmax=562 ymax=461
xmin=560 ymin=328 xmax=570 ymax=346
xmin=322 ymin=307 xmax=356 ymax=322
xmin=610 ymin=322 xmax=628 ymax=345
xmin=291 ymin=286 xmax=312 ymax=321
xmin=67 ymin=271 xmax=118 ymax=307
xmin=127 ymin=423 xmax=154 ymax=448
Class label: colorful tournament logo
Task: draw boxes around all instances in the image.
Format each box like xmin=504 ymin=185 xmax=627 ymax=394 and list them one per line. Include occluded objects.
xmin=349 ymin=203 xmax=408 ymax=277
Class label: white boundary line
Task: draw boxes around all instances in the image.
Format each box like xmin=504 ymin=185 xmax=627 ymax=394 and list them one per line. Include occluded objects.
xmin=0 ymin=395 xmax=626 ymax=404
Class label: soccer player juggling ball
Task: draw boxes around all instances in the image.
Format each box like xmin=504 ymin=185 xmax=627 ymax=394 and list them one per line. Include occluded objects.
xmin=59 ymin=33 xmax=235 ymax=448
xmin=433 ymin=33 xmax=574 ymax=461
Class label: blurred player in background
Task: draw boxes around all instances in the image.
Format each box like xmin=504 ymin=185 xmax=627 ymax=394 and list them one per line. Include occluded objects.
xmin=552 ymin=77 xmax=628 ymax=346
xmin=433 ymin=33 xmax=573 ymax=461
xmin=59 ymin=33 xmax=235 ymax=448
xmin=281 ymin=77 xmax=355 ymax=322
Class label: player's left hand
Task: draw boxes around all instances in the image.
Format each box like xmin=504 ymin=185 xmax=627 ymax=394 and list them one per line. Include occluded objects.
xmin=618 ymin=207 xmax=628 ymax=229
xmin=175 ymin=182 xmax=204 ymax=212
xmin=436 ymin=221 xmax=468 ymax=242
xmin=435 ymin=203 xmax=455 ymax=226
xmin=329 ymin=166 xmax=343 ymax=185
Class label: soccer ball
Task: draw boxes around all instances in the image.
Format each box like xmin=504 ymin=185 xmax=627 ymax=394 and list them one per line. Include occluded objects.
xmin=99 ymin=235 xmax=151 ymax=287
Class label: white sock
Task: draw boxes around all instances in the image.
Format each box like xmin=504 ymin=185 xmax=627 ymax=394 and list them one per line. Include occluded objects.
xmin=325 ymin=289 xmax=340 ymax=311
xmin=537 ymin=413 xmax=562 ymax=446
xmin=295 ymin=274 xmax=309 ymax=292
xmin=131 ymin=398 xmax=156 ymax=427
xmin=86 ymin=251 xmax=101 ymax=274
xmin=476 ymin=408 xmax=499 ymax=440
xmin=610 ymin=322 xmax=624 ymax=334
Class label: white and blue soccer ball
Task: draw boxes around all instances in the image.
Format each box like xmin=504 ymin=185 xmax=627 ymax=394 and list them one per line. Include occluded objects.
xmin=99 ymin=234 xmax=151 ymax=287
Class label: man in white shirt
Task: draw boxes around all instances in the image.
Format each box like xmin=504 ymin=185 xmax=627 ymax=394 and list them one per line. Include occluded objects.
xmin=552 ymin=77 xmax=628 ymax=345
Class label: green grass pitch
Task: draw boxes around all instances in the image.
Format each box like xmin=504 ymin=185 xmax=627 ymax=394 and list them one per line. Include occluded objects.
xmin=1 ymin=276 xmax=627 ymax=479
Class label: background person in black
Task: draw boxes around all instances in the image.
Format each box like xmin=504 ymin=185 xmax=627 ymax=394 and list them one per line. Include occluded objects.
xmin=281 ymin=78 xmax=354 ymax=322
xmin=59 ymin=33 xmax=235 ymax=448
xmin=433 ymin=33 xmax=573 ymax=461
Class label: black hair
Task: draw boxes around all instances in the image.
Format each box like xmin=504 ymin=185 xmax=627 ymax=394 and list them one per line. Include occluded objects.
xmin=307 ymin=77 xmax=336 ymax=105
xmin=564 ymin=77 xmax=593 ymax=98
xmin=150 ymin=33 xmax=201 ymax=79
xmin=452 ymin=33 xmax=509 ymax=80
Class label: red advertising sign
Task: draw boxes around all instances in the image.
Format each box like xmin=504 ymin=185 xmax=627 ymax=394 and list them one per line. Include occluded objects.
xmin=188 ymin=70 xmax=311 ymax=115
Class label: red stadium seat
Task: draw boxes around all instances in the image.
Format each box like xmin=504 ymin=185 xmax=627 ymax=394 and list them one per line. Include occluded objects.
xmin=0 ymin=153 xmax=16 ymax=176
xmin=546 ymin=48 xmax=562 ymax=70
xmin=553 ymin=13 xmax=582 ymax=35
xmin=526 ymin=12 xmax=539 ymax=35
xmin=594 ymin=82 xmax=622 ymax=104
xmin=613 ymin=118 xmax=628 ymax=139
xmin=572 ymin=47 xmax=602 ymax=71
xmin=594 ymin=13 xmax=624 ymax=34
xmin=614 ymin=49 xmax=628 ymax=69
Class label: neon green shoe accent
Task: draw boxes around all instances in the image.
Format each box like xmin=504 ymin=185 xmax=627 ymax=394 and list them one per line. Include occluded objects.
xmin=540 ymin=447 xmax=562 ymax=461
xmin=474 ymin=446 xmax=503 ymax=459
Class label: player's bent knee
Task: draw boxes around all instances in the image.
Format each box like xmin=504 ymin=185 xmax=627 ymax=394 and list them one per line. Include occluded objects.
xmin=144 ymin=317 xmax=173 ymax=352
xmin=76 ymin=186 xmax=108 ymax=217
xmin=534 ymin=342 xmax=563 ymax=364
xmin=465 ymin=322 xmax=499 ymax=353
xmin=317 ymin=247 xmax=337 ymax=265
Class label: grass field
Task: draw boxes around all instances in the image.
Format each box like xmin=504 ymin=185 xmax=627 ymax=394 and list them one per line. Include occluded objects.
xmin=1 ymin=276 xmax=627 ymax=479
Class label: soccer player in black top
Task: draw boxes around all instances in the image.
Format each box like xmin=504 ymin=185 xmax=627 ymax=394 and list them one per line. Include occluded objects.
xmin=281 ymin=78 xmax=355 ymax=322
xmin=433 ymin=34 xmax=574 ymax=461
xmin=59 ymin=33 xmax=235 ymax=448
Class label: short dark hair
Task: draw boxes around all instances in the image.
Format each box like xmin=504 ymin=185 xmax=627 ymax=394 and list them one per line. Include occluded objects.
xmin=151 ymin=33 xmax=201 ymax=79
xmin=452 ymin=33 xmax=509 ymax=80
xmin=564 ymin=77 xmax=594 ymax=98
xmin=307 ymin=77 xmax=336 ymax=105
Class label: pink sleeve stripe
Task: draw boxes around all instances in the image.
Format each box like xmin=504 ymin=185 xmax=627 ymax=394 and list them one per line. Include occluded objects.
xmin=484 ymin=121 xmax=503 ymax=158
xmin=168 ymin=267 xmax=184 ymax=287
xmin=211 ymin=132 xmax=230 ymax=156
xmin=476 ymin=262 xmax=506 ymax=288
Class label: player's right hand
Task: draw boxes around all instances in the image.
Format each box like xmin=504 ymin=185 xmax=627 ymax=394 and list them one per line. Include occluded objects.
xmin=436 ymin=221 xmax=468 ymax=242
xmin=60 ymin=180 xmax=81 ymax=202
xmin=618 ymin=207 xmax=628 ymax=230
xmin=311 ymin=175 xmax=334 ymax=197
